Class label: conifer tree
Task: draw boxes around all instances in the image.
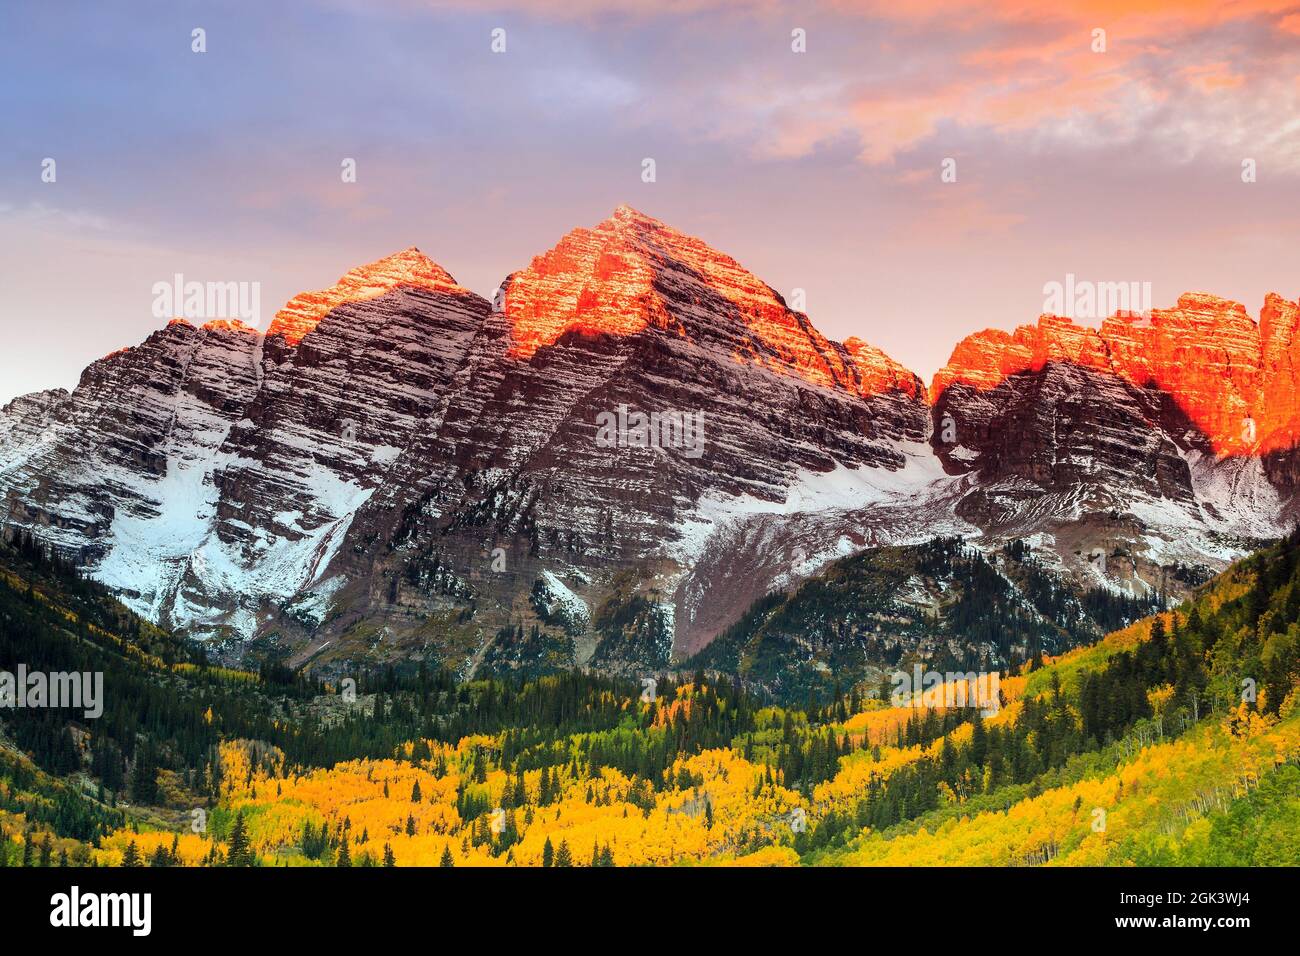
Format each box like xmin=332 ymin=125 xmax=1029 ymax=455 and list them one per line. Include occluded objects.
xmin=227 ymin=810 xmax=252 ymax=867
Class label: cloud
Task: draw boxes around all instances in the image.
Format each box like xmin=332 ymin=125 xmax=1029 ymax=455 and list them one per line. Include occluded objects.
xmin=612 ymin=0 xmax=1300 ymax=171
xmin=0 ymin=202 xmax=113 ymax=233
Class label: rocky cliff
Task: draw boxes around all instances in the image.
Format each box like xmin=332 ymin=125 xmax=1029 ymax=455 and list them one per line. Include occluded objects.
xmin=0 ymin=208 xmax=1295 ymax=678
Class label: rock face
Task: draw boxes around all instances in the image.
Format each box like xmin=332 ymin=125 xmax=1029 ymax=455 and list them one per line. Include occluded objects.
xmin=266 ymin=247 xmax=463 ymax=346
xmin=185 ymin=252 xmax=492 ymax=639
xmin=320 ymin=206 xmax=931 ymax=670
xmin=933 ymin=294 xmax=1300 ymax=457
xmin=0 ymin=209 xmax=1296 ymax=677
xmin=0 ymin=253 xmax=490 ymax=642
xmin=0 ymin=320 xmax=262 ymax=577
xmin=931 ymin=297 xmax=1300 ymax=593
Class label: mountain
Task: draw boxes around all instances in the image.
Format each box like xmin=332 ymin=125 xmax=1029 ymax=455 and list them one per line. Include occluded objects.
xmin=933 ymin=293 xmax=1300 ymax=457
xmin=0 ymin=207 xmax=1296 ymax=679
xmin=0 ymin=318 xmax=264 ymax=600
xmin=932 ymin=299 xmax=1298 ymax=600
xmin=318 ymin=205 xmax=931 ymax=673
xmin=690 ymin=535 xmax=1165 ymax=699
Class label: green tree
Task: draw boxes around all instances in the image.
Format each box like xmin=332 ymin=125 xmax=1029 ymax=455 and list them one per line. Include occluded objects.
xmin=227 ymin=810 xmax=253 ymax=867
xmin=130 ymin=745 xmax=159 ymax=805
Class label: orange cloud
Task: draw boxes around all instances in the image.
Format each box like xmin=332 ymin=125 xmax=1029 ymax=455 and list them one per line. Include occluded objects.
xmin=1181 ymin=62 xmax=1247 ymax=91
xmin=705 ymin=0 xmax=1300 ymax=166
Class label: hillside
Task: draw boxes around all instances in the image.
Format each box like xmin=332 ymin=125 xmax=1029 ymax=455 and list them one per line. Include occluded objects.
xmin=689 ymin=535 xmax=1167 ymax=700
xmin=2 ymin=527 xmax=1297 ymax=867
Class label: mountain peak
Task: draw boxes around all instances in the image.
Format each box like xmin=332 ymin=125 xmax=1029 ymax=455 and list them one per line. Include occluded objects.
xmin=200 ymin=318 xmax=259 ymax=335
xmin=267 ymin=247 xmax=462 ymax=345
xmin=605 ymin=204 xmax=664 ymax=230
xmin=499 ymin=209 xmax=915 ymax=397
xmin=843 ymin=336 xmax=927 ymax=400
xmin=933 ymin=293 xmax=1300 ymax=455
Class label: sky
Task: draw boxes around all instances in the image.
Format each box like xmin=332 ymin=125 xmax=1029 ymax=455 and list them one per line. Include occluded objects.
xmin=2 ymin=0 xmax=1298 ymax=403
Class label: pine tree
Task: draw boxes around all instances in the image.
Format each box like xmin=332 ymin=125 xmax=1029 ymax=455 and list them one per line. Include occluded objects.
xmin=130 ymin=744 xmax=159 ymax=805
xmin=411 ymin=780 xmax=422 ymax=803
xmin=554 ymin=839 xmax=572 ymax=868
xmin=227 ymin=810 xmax=252 ymax=867
xmin=439 ymin=845 xmax=454 ymax=867
xmin=121 ymin=840 xmax=142 ymax=867
xmin=383 ymin=843 xmax=395 ymax=867
xmin=336 ymin=836 xmax=351 ymax=867
xmin=542 ymin=836 xmax=554 ymax=868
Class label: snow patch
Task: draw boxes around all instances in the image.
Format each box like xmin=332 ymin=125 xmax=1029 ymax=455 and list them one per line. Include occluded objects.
xmin=538 ymin=570 xmax=589 ymax=626
xmin=284 ymin=575 xmax=346 ymax=627
xmin=668 ymin=440 xmax=955 ymax=568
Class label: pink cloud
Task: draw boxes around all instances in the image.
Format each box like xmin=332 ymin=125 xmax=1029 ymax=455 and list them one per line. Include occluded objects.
xmin=699 ymin=0 xmax=1300 ymax=167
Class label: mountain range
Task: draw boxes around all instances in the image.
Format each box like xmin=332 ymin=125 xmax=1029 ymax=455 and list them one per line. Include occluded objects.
xmin=1 ymin=205 xmax=1296 ymax=679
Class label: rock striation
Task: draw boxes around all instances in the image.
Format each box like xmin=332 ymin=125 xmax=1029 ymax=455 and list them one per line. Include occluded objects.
xmin=0 ymin=209 xmax=1295 ymax=674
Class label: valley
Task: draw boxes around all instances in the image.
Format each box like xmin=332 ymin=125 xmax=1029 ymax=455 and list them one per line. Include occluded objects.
xmin=1 ymin=525 xmax=1297 ymax=867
